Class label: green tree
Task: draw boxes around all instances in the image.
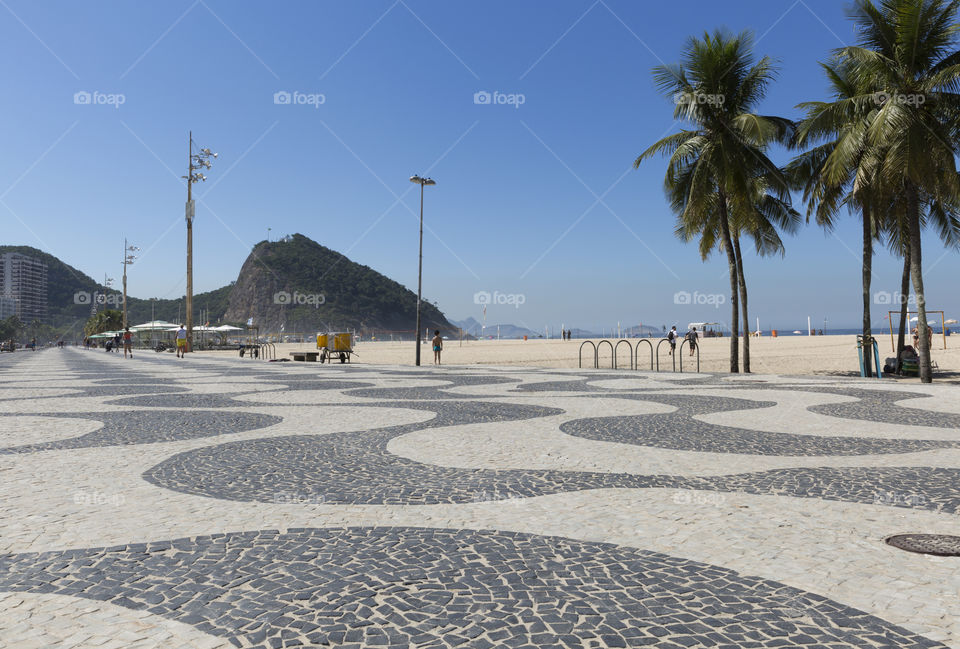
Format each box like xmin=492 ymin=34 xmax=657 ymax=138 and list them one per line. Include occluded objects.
xmin=791 ymin=59 xmax=886 ymax=375
xmin=832 ymin=0 xmax=960 ymax=382
xmin=83 ymin=309 xmax=123 ymax=337
xmin=0 ymin=315 xmax=24 ymax=343
xmin=635 ymin=30 xmax=795 ymax=372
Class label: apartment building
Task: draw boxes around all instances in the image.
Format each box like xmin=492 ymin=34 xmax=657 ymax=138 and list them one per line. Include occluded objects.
xmin=0 ymin=252 xmax=48 ymax=323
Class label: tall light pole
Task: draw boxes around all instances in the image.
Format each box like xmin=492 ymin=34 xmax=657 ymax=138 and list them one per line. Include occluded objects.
xmin=95 ymin=275 xmax=114 ymax=317
xmin=121 ymin=240 xmax=139 ymax=329
xmin=409 ymin=175 xmax=436 ymax=366
xmin=182 ymin=131 xmax=217 ymax=354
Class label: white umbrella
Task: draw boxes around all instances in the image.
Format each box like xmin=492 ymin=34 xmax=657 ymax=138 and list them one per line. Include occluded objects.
xmin=214 ymin=325 xmax=243 ymax=331
xmin=131 ymin=320 xmax=178 ymax=331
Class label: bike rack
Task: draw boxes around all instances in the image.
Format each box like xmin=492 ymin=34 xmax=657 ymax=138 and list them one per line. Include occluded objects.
xmin=578 ymin=341 xmax=598 ymax=369
xmin=614 ymin=339 xmax=634 ymax=370
xmin=634 ymin=339 xmax=653 ymax=371
xmin=655 ymin=338 xmax=676 ymax=372
xmin=678 ymin=339 xmax=700 ymax=373
xmin=596 ymin=340 xmax=614 ymax=369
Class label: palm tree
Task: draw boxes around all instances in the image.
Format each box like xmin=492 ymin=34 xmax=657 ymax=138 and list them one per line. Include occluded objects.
xmin=673 ymin=172 xmax=799 ymax=373
xmin=835 ymin=0 xmax=960 ymax=382
xmin=635 ymin=30 xmax=794 ymax=373
xmin=883 ymin=191 xmax=960 ymax=363
xmin=791 ymin=59 xmax=886 ymax=376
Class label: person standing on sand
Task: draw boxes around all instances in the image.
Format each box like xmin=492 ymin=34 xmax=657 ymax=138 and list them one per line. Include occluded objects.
xmin=686 ymin=326 xmax=698 ymax=356
xmin=123 ymin=327 xmax=133 ymax=359
xmin=432 ymin=330 xmax=443 ymax=365
xmin=667 ymin=326 xmax=677 ymax=355
xmin=176 ymin=325 xmax=187 ymax=358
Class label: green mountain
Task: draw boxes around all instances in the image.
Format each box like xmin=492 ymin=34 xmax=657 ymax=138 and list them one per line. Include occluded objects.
xmin=1 ymin=245 xmax=239 ymax=333
xmin=224 ymin=234 xmax=456 ymax=336
xmin=1 ymin=235 xmax=457 ymax=339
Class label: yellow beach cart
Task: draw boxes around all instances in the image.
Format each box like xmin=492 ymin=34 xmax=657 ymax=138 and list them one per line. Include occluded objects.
xmin=316 ymin=332 xmax=354 ymax=363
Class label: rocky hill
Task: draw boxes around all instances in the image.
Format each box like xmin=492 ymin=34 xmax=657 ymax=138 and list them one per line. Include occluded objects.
xmin=0 ymin=245 xmax=231 ymax=332
xmin=224 ymin=234 xmax=456 ymax=336
xmin=4 ymin=236 xmax=456 ymax=338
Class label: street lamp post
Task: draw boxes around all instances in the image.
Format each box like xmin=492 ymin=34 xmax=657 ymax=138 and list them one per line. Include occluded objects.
xmin=182 ymin=131 xmax=217 ymax=354
xmin=95 ymin=275 xmax=114 ymax=317
xmin=409 ymin=175 xmax=436 ymax=366
xmin=121 ymin=239 xmax=139 ymax=330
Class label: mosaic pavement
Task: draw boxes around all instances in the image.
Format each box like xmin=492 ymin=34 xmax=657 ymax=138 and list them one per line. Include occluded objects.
xmin=1 ymin=348 xmax=959 ymax=648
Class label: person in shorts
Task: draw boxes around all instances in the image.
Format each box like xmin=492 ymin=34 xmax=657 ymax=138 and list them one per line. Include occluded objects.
xmin=667 ymin=326 xmax=677 ymax=355
xmin=176 ymin=325 xmax=187 ymax=358
xmin=686 ymin=326 xmax=699 ymax=356
xmin=123 ymin=327 xmax=133 ymax=359
xmin=432 ymin=330 xmax=443 ymax=365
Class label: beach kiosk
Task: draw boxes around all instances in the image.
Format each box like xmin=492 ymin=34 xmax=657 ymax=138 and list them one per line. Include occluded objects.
xmin=687 ymin=322 xmax=724 ymax=338
xmin=316 ymin=332 xmax=354 ymax=363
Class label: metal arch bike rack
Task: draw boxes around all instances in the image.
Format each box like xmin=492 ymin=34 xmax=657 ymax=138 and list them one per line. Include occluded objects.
xmin=634 ymin=339 xmax=653 ymax=371
xmin=614 ymin=339 xmax=634 ymax=370
xmin=678 ymin=339 xmax=700 ymax=373
xmin=596 ymin=340 xmax=614 ymax=369
xmin=578 ymin=341 xmax=598 ymax=369
xmin=655 ymin=338 xmax=676 ymax=372
xmin=262 ymin=342 xmax=276 ymax=360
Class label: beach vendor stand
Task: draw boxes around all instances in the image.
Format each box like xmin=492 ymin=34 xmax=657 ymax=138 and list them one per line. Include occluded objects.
xmin=317 ymin=332 xmax=354 ymax=363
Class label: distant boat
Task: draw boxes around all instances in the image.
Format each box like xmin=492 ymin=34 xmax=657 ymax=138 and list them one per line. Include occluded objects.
xmin=792 ymin=330 xmax=803 ymax=334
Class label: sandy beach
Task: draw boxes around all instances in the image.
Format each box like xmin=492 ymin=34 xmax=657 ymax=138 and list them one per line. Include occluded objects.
xmin=196 ymin=334 xmax=960 ymax=378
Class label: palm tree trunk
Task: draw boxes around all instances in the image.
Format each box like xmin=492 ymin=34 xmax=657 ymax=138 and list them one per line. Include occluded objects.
xmin=906 ymin=185 xmax=932 ymax=383
xmin=861 ymin=206 xmax=873 ymax=377
xmin=895 ymin=247 xmax=910 ymax=365
xmin=718 ymin=195 xmax=739 ymax=373
xmin=733 ymin=233 xmax=750 ymax=373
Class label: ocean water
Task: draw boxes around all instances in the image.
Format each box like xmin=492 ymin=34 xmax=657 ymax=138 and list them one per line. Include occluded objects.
xmin=772 ymin=327 xmax=952 ymax=336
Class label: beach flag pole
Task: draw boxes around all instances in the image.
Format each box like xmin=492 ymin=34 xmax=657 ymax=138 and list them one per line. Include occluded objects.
xmin=808 ymin=316 xmax=812 ymax=336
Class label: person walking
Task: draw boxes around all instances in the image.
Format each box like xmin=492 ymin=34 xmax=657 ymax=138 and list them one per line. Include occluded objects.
xmin=686 ymin=326 xmax=699 ymax=357
xmin=123 ymin=327 xmax=133 ymax=359
xmin=176 ymin=324 xmax=187 ymax=359
xmin=432 ymin=330 xmax=443 ymax=365
xmin=667 ymin=326 xmax=677 ymax=355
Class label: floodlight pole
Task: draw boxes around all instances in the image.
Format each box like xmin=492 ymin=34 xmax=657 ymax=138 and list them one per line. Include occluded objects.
xmin=183 ymin=132 xmax=215 ymax=355
xmin=409 ymin=175 xmax=436 ymax=366
xmin=123 ymin=239 xmax=130 ymax=329
xmin=186 ymin=132 xmax=194 ymax=353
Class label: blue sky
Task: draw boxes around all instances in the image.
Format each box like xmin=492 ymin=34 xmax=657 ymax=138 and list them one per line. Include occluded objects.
xmin=1 ymin=0 xmax=957 ymax=332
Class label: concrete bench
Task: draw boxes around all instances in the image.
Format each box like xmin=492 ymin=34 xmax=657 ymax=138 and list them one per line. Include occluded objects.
xmin=290 ymin=351 xmax=319 ymax=362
